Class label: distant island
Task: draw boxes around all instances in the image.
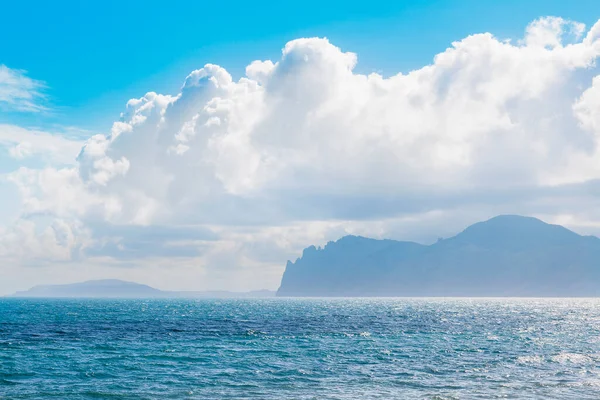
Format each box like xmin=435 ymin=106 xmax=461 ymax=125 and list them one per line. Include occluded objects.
xmin=277 ymin=215 xmax=600 ymax=297
xmin=9 ymin=279 xmax=275 ymax=298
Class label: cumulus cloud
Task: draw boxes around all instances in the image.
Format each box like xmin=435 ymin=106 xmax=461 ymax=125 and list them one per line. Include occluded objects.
xmin=0 ymin=217 xmax=88 ymax=264
xmin=3 ymin=16 xmax=600 ymax=293
xmin=0 ymin=65 xmax=46 ymax=112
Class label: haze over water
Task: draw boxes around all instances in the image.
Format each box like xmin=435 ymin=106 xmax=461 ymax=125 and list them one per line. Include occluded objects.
xmin=2 ymin=298 xmax=600 ymax=399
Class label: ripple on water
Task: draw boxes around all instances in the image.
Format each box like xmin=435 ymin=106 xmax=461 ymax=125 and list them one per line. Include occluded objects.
xmin=551 ymin=353 xmax=593 ymax=364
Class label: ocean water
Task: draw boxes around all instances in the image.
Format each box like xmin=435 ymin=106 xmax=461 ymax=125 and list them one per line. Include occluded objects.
xmin=1 ymin=299 xmax=600 ymax=399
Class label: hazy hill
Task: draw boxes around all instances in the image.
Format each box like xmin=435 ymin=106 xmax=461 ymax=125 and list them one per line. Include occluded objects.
xmin=10 ymin=279 xmax=276 ymax=298
xmin=277 ymin=215 xmax=600 ymax=297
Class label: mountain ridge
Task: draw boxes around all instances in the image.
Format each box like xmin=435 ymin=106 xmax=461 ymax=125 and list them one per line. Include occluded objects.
xmin=277 ymin=215 xmax=600 ymax=297
xmin=9 ymin=279 xmax=276 ymax=298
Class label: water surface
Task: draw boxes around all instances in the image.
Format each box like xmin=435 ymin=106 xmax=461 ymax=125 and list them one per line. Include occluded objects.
xmin=1 ymin=298 xmax=600 ymax=399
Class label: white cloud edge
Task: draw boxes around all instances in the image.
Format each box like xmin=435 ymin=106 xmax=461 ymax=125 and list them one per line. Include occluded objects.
xmin=0 ymin=65 xmax=47 ymax=112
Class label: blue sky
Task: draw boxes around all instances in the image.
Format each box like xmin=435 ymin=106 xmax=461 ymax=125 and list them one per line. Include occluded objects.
xmin=2 ymin=1 xmax=600 ymax=294
xmin=2 ymin=0 xmax=599 ymax=132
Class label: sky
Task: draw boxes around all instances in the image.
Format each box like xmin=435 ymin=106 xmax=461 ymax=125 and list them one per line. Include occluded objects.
xmin=1 ymin=0 xmax=600 ymax=294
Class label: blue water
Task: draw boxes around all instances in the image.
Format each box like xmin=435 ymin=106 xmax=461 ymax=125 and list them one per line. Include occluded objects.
xmin=1 ymin=299 xmax=600 ymax=399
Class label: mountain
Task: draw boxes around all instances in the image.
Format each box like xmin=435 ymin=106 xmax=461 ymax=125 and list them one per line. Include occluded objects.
xmin=10 ymin=279 xmax=162 ymax=298
xmin=277 ymin=215 xmax=600 ymax=297
xmin=9 ymin=279 xmax=276 ymax=298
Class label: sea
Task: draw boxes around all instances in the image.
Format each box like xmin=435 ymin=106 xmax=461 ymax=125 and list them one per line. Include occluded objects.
xmin=1 ymin=298 xmax=600 ymax=399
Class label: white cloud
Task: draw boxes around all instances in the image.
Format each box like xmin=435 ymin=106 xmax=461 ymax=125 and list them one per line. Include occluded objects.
xmin=3 ymin=17 xmax=600 ymax=293
xmin=0 ymin=124 xmax=84 ymax=165
xmin=0 ymin=65 xmax=46 ymax=112
xmin=524 ymin=17 xmax=586 ymax=48
xmin=0 ymin=217 xmax=88 ymax=263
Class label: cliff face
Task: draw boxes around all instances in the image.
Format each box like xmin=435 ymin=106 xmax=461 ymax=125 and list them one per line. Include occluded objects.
xmin=277 ymin=215 xmax=600 ymax=297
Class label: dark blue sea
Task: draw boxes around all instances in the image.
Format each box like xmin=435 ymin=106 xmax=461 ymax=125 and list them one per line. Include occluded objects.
xmin=1 ymin=298 xmax=600 ymax=399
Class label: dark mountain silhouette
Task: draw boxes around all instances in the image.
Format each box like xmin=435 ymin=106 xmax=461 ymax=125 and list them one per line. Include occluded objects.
xmin=277 ymin=215 xmax=600 ymax=297
xmin=10 ymin=279 xmax=276 ymax=298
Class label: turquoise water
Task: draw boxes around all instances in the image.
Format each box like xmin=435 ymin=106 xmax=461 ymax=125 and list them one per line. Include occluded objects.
xmin=1 ymin=298 xmax=600 ymax=399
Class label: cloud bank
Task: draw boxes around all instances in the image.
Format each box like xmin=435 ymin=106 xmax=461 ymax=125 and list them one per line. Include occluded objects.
xmin=3 ymin=17 xmax=600 ymax=293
